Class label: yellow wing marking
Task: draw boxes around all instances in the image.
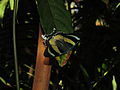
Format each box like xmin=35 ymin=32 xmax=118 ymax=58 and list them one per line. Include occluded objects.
xmin=49 ymin=37 xmax=62 ymax=54
xmin=63 ymin=37 xmax=75 ymax=45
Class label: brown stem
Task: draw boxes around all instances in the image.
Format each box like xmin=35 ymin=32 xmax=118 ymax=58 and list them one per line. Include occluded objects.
xmin=32 ymin=25 xmax=51 ymax=90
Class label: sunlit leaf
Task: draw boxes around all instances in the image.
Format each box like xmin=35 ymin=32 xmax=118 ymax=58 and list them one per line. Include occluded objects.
xmin=97 ymin=67 xmax=101 ymax=72
xmin=112 ymin=46 xmax=117 ymax=52
xmin=27 ymin=72 xmax=34 ymax=77
xmin=20 ymin=88 xmax=23 ymax=90
xmin=102 ymin=63 xmax=108 ymax=70
xmin=0 ymin=0 xmax=14 ymax=22
xmin=24 ymin=21 xmax=30 ymax=23
xmin=36 ymin=0 xmax=73 ymax=34
xmin=103 ymin=71 xmax=108 ymax=76
xmin=116 ymin=3 xmax=120 ymax=9
xmin=0 ymin=77 xmax=12 ymax=87
xmin=93 ymin=82 xmax=98 ymax=88
xmin=0 ymin=77 xmax=7 ymax=85
xmin=9 ymin=0 xmax=14 ymax=10
xmin=59 ymin=80 xmax=63 ymax=86
xmin=6 ymin=83 xmax=12 ymax=87
xmin=0 ymin=0 xmax=8 ymax=19
xmin=50 ymin=81 xmax=54 ymax=85
xmin=24 ymin=64 xmax=34 ymax=71
xmin=112 ymin=75 xmax=117 ymax=90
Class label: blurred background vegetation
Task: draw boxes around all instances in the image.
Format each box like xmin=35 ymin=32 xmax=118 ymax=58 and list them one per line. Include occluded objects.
xmin=0 ymin=0 xmax=120 ymax=90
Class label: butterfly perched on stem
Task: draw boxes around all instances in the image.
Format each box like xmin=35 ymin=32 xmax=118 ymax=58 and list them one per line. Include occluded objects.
xmin=42 ymin=29 xmax=80 ymax=67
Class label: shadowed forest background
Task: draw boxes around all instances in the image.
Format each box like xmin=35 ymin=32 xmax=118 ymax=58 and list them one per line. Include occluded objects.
xmin=0 ymin=0 xmax=120 ymax=90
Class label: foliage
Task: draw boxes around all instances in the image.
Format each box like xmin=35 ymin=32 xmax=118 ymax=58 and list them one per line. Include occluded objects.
xmin=0 ymin=0 xmax=14 ymax=21
xmin=0 ymin=0 xmax=39 ymax=89
xmin=112 ymin=75 xmax=117 ymax=90
xmin=0 ymin=0 xmax=120 ymax=90
xmin=36 ymin=0 xmax=73 ymax=34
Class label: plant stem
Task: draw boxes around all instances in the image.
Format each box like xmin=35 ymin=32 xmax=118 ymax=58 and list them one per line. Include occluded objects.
xmin=13 ymin=0 xmax=20 ymax=90
xmin=32 ymin=25 xmax=51 ymax=90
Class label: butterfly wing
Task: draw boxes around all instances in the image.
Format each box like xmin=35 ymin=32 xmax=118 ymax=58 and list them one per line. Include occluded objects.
xmin=44 ymin=33 xmax=80 ymax=57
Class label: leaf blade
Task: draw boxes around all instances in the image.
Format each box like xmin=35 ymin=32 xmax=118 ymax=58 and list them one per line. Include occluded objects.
xmin=36 ymin=0 xmax=73 ymax=34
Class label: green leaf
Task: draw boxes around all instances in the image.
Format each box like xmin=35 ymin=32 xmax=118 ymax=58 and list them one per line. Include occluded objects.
xmin=20 ymin=88 xmax=23 ymax=90
xmin=103 ymin=71 xmax=108 ymax=76
xmin=112 ymin=75 xmax=117 ymax=90
xmin=97 ymin=67 xmax=101 ymax=72
xmin=102 ymin=63 xmax=108 ymax=70
xmin=36 ymin=0 xmax=73 ymax=34
xmin=0 ymin=0 xmax=8 ymax=19
xmin=80 ymin=64 xmax=90 ymax=81
xmin=9 ymin=0 xmax=14 ymax=10
xmin=0 ymin=77 xmax=12 ymax=87
xmin=116 ymin=3 xmax=120 ymax=9
xmin=93 ymin=82 xmax=98 ymax=88
xmin=49 ymin=81 xmax=54 ymax=85
xmin=0 ymin=0 xmax=15 ymax=23
xmin=0 ymin=77 xmax=7 ymax=85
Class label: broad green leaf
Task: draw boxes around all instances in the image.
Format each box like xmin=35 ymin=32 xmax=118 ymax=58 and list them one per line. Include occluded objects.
xmin=36 ymin=0 xmax=73 ymax=34
xmin=0 ymin=0 xmax=15 ymax=23
xmin=0 ymin=0 xmax=8 ymax=19
xmin=112 ymin=75 xmax=117 ymax=90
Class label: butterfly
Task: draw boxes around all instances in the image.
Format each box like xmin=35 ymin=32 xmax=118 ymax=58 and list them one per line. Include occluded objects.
xmin=43 ymin=30 xmax=80 ymax=57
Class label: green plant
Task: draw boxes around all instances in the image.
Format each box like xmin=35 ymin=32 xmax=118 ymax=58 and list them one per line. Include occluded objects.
xmin=0 ymin=0 xmax=120 ymax=90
